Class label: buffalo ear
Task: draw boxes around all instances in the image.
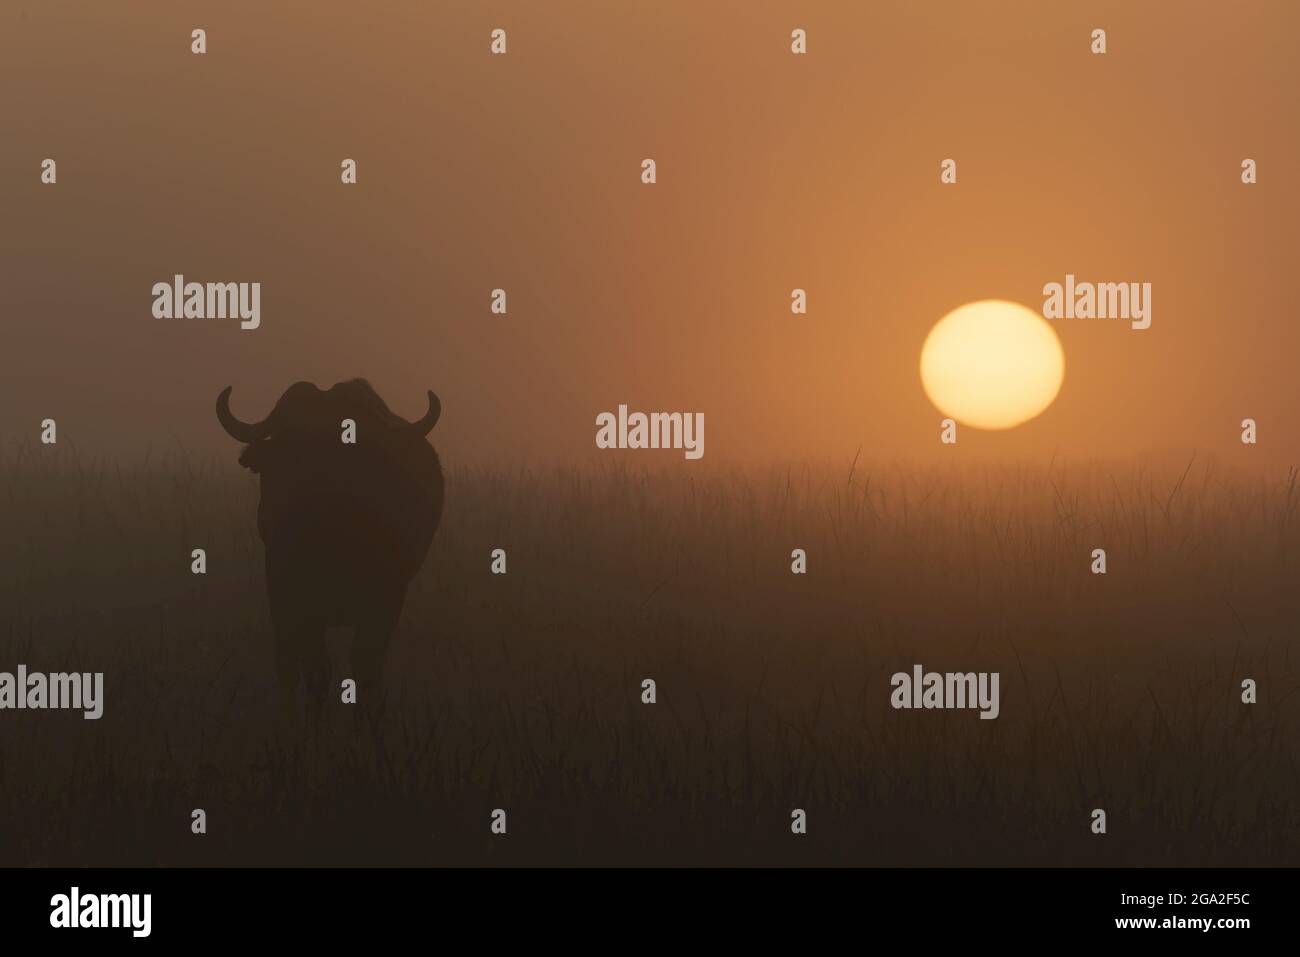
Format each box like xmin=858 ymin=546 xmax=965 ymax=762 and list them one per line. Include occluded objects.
xmin=238 ymin=443 xmax=266 ymax=473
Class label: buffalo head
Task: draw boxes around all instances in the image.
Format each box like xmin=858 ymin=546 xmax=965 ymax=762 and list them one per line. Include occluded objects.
xmin=218 ymin=380 xmax=439 ymax=456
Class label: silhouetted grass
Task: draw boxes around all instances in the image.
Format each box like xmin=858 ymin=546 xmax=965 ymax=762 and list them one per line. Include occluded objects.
xmin=1 ymin=445 xmax=1297 ymax=865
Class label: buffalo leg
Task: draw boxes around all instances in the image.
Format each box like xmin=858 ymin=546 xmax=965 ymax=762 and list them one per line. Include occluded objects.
xmin=352 ymin=587 xmax=405 ymax=721
xmin=271 ymin=617 xmax=328 ymax=723
xmin=297 ymin=620 xmax=330 ymax=718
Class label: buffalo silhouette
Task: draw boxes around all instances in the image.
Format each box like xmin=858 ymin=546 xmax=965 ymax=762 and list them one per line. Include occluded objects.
xmin=217 ymin=379 xmax=444 ymax=714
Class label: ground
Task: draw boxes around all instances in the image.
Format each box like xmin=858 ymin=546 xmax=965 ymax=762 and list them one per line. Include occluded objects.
xmin=1 ymin=449 xmax=1296 ymax=865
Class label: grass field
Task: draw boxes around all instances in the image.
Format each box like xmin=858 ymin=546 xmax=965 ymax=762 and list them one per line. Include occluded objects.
xmin=2 ymin=445 xmax=1298 ymax=865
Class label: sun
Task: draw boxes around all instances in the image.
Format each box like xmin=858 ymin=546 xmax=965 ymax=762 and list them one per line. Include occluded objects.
xmin=920 ymin=300 xmax=1065 ymax=430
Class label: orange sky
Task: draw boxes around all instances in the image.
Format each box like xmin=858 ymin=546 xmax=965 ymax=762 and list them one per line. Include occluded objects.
xmin=2 ymin=0 xmax=1297 ymax=466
